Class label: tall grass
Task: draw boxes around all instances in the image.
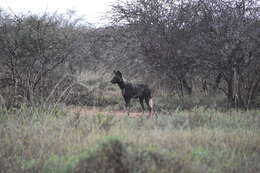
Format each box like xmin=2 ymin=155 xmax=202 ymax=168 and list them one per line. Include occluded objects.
xmin=0 ymin=105 xmax=260 ymax=173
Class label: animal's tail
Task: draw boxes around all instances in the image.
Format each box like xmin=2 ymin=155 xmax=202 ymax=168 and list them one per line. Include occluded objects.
xmin=149 ymin=98 xmax=156 ymax=118
xmin=149 ymin=98 xmax=153 ymax=111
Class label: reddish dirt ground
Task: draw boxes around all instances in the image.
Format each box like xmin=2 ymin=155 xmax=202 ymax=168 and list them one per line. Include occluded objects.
xmin=69 ymin=106 xmax=147 ymax=118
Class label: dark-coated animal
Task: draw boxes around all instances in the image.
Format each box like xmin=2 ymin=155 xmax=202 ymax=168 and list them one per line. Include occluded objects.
xmin=111 ymin=70 xmax=154 ymax=117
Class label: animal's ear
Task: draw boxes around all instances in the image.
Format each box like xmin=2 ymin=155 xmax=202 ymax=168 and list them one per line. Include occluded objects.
xmin=117 ymin=70 xmax=122 ymax=77
xmin=113 ymin=70 xmax=117 ymax=74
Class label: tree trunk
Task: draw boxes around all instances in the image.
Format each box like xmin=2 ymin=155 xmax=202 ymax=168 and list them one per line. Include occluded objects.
xmin=246 ymin=75 xmax=260 ymax=109
xmin=226 ymin=77 xmax=234 ymax=108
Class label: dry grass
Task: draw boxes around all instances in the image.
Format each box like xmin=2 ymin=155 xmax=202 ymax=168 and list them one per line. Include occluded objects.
xmin=0 ymin=105 xmax=260 ymax=173
xmin=1 ymin=71 xmax=260 ymax=173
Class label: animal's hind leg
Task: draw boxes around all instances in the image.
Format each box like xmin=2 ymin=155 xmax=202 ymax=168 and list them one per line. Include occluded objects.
xmin=139 ymin=97 xmax=145 ymax=114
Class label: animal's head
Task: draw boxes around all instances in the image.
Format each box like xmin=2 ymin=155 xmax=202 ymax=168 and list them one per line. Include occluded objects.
xmin=111 ymin=70 xmax=123 ymax=84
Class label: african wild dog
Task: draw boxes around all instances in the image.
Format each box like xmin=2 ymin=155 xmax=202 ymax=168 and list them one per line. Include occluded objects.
xmin=111 ymin=70 xmax=154 ymax=117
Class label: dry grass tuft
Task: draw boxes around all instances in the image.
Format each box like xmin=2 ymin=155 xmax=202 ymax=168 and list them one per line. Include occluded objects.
xmin=0 ymin=105 xmax=260 ymax=173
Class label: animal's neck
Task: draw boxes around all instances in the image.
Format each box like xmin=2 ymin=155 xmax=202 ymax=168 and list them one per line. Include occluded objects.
xmin=117 ymin=80 xmax=125 ymax=90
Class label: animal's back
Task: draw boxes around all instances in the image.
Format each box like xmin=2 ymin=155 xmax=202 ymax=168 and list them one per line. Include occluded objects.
xmin=125 ymin=83 xmax=151 ymax=99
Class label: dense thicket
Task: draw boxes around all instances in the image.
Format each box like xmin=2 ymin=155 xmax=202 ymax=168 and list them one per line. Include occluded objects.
xmin=0 ymin=0 xmax=259 ymax=109
xmin=0 ymin=10 xmax=85 ymax=107
xmin=111 ymin=0 xmax=260 ymax=108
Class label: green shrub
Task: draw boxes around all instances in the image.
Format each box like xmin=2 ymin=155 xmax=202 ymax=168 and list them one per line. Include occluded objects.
xmin=73 ymin=137 xmax=128 ymax=173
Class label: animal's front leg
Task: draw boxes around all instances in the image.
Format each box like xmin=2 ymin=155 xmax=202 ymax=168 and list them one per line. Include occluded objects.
xmin=124 ymin=97 xmax=131 ymax=116
xmin=139 ymin=97 xmax=145 ymax=114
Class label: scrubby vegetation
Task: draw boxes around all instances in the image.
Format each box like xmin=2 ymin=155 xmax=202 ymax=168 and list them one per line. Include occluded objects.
xmin=0 ymin=0 xmax=260 ymax=172
xmin=0 ymin=105 xmax=260 ymax=173
xmin=0 ymin=106 xmax=260 ymax=173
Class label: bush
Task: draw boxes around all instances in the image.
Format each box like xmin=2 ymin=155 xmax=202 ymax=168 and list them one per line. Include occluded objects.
xmin=73 ymin=137 xmax=128 ymax=173
xmin=0 ymin=10 xmax=84 ymax=106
